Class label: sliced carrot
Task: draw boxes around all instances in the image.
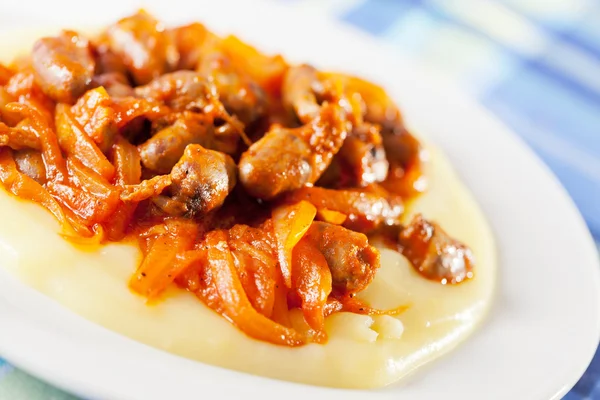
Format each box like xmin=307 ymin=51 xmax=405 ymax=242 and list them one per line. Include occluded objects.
xmin=291 ymin=236 xmax=332 ymax=343
xmin=221 ymin=35 xmax=288 ymax=96
xmin=71 ymin=87 xmax=117 ymax=153
xmin=321 ymin=72 xmax=403 ymax=124
xmin=316 ymin=208 xmax=347 ymax=225
xmin=7 ymin=102 xmax=67 ymax=182
xmin=56 ymin=103 xmax=115 ymax=181
xmin=270 ymin=270 xmax=293 ymax=328
xmin=67 ymin=158 xmax=120 ymax=218
xmin=129 ymin=220 xmax=198 ymax=299
xmin=104 ymin=136 xmax=142 ymax=240
xmin=111 ymin=135 xmax=141 ymax=186
xmin=46 ymin=158 xmax=120 ymax=226
xmin=0 ymin=148 xmax=90 ymax=237
xmin=271 ymin=200 xmax=317 ymax=288
xmin=5 ymin=71 xmax=55 ymax=123
xmin=103 ymin=204 xmax=136 ymax=241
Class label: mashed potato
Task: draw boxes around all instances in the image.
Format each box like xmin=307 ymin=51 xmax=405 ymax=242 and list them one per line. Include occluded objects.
xmin=0 ymin=31 xmax=496 ymax=389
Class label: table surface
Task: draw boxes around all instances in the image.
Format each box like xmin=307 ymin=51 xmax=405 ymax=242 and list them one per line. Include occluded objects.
xmin=0 ymin=0 xmax=599 ymax=398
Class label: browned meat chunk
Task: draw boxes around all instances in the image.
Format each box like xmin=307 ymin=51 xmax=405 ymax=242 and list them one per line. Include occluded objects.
xmin=93 ymin=43 xmax=129 ymax=76
xmin=380 ymin=128 xmax=426 ymax=197
xmin=31 ymin=31 xmax=95 ymax=103
xmin=238 ymin=126 xmax=311 ymax=200
xmin=239 ymin=103 xmax=347 ymax=200
xmin=328 ymin=123 xmax=388 ymax=187
xmin=282 ymin=64 xmax=322 ymax=123
xmin=138 ymin=113 xmax=215 ymax=174
xmin=134 ymin=71 xmax=215 ymax=112
xmin=92 ymin=72 xmax=134 ymax=97
xmin=197 ymin=50 xmax=267 ymax=125
xmin=399 ymin=214 xmax=474 ymax=284
xmin=303 ymin=221 xmax=379 ymax=294
xmin=13 ymin=149 xmax=46 ymax=184
xmin=381 ymin=127 xmax=421 ymax=171
xmin=170 ymin=144 xmax=237 ymax=216
xmin=105 ymin=11 xmax=179 ymax=85
xmin=345 ymin=126 xmax=389 ymax=185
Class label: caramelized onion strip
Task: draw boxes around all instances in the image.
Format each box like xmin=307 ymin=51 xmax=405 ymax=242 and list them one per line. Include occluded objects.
xmin=204 ymin=230 xmax=305 ymax=346
xmin=130 ymin=220 xmax=198 ymax=298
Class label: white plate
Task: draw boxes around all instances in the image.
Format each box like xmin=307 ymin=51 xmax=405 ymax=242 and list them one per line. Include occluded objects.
xmin=0 ymin=1 xmax=599 ymax=399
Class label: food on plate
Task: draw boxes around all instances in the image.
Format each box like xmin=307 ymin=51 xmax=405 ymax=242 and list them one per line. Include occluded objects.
xmin=0 ymin=11 xmax=496 ymax=388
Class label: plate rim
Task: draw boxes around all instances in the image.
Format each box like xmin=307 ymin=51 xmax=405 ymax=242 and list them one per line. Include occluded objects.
xmin=0 ymin=1 xmax=598 ymax=399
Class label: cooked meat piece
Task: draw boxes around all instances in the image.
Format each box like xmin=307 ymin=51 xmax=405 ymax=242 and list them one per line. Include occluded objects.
xmin=238 ymin=126 xmax=311 ymax=200
xmin=399 ymin=214 xmax=474 ymax=284
xmin=381 ymin=127 xmax=421 ymax=171
xmin=317 ymin=72 xmax=425 ymax=196
xmin=337 ymin=74 xmax=425 ymax=196
xmin=240 ymin=65 xmax=353 ymax=199
xmin=345 ymin=125 xmax=389 ymax=185
xmin=329 ymin=122 xmax=388 ymax=187
xmin=138 ymin=113 xmax=215 ymax=174
xmin=93 ymin=43 xmax=129 ymax=76
xmin=170 ymin=144 xmax=237 ymax=216
xmin=303 ymin=221 xmax=379 ymax=294
xmin=197 ymin=50 xmax=267 ymax=125
xmin=282 ymin=64 xmax=322 ymax=123
xmin=105 ymin=11 xmax=179 ymax=85
xmin=13 ymin=149 xmax=46 ymax=184
xmin=239 ymin=103 xmax=347 ymax=200
xmin=380 ymin=128 xmax=426 ymax=196
xmin=31 ymin=30 xmax=95 ymax=103
xmin=71 ymin=87 xmax=118 ymax=154
xmin=92 ymin=72 xmax=134 ymax=97
xmin=134 ymin=70 xmax=215 ymax=112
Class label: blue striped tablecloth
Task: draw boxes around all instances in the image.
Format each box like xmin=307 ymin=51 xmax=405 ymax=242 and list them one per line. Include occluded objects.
xmin=0 ymin=0 xmax=599 ymax=398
